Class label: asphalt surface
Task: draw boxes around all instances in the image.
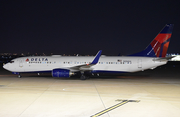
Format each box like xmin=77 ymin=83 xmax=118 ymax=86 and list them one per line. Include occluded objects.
xmin=0 ymin=62 xmax=180 ymax=117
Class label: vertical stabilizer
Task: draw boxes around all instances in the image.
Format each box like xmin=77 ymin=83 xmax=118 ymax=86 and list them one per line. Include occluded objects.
xmin=130 ymin=24 xmax=174 ymax=57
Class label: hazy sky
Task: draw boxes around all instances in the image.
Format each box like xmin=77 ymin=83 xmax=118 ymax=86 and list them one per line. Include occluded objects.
xmin=1 ymin=0 xmax=180 ymax=55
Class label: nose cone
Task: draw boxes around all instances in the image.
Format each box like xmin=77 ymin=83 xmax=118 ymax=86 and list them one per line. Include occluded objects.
xmin=3 ymin=63 xmax=9 ymax=70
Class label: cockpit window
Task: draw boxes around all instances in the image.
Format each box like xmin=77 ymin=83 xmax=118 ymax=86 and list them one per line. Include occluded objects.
xmin=10 ymin=61 xmax=14 ymax=63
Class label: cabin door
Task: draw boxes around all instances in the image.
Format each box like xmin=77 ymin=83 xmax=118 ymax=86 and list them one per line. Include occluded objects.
xmin=138 ymin=59 xmax=142 ymax=68
xmin=19 ymin=59 xmax=23 ymax=67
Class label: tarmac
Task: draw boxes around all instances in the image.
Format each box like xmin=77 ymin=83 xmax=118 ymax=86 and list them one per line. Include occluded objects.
xmin=0 ymin=62 xmax=180 ymax=117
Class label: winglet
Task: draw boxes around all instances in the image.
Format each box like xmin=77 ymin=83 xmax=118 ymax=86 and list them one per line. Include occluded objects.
xmin=90 ymin=50 xmax=102 ymax=65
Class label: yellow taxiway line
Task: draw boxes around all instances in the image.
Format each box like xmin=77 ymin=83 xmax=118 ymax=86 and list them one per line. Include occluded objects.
xmin=91 ymin=100 xmax=140 ymax=117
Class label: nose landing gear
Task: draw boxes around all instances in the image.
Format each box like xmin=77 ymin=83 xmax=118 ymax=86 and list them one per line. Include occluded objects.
xmin=18 ymin=74 xmax=22 ymax=78
xmin=12 ymin=72 xmax=22 ymax=78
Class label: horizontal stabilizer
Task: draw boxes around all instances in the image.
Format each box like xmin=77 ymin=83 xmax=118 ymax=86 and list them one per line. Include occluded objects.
xmin=153 ymin=56 xmax=175 ymax=62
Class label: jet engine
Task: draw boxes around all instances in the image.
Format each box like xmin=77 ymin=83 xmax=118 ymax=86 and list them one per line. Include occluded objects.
xmin=52 ymin=69 xmax=73 ymax=77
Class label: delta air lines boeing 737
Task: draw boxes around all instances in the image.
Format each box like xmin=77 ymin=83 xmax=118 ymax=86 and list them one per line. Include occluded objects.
xmin=3 ymin=24 xmax=174 ymax=80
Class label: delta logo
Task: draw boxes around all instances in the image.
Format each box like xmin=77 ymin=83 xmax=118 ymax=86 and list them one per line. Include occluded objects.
xmin=26 ymin=58 xmax=29 ymax=62
xmin=26 ymin=58 xmax=48 ymax=62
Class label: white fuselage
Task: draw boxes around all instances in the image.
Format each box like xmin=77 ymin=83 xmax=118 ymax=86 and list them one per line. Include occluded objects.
xmin=3 ymin=56 xmax=167 ymax=74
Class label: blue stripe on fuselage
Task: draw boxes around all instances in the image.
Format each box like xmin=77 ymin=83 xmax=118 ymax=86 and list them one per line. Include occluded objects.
xmin=91 ymin=70 xmax=129 ymax=74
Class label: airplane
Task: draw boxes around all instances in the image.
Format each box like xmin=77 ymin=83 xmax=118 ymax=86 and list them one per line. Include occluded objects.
xmin=3 ymin=24 xmax=174 ymax=80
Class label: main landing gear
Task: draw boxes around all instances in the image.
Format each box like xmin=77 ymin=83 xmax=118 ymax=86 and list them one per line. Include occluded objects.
xmin=80 ymin=74 xmax=87 ymax=80
xmin=80 ymin=72 xmax=89 ymax=80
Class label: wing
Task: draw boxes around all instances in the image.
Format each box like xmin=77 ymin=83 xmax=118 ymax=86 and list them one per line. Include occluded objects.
xmin=69 ymin=50 xmax=102 ymax=71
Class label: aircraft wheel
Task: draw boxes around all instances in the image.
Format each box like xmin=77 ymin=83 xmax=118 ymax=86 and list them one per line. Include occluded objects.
xmin=80 ymin=75 xmax=87 ymax=80
xmin=18 ymin=75 xmax=21 ymax=78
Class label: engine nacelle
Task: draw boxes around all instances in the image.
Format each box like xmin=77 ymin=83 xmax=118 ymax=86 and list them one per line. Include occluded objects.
xmin=52 ymin=69 xmax=72 ymax=77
